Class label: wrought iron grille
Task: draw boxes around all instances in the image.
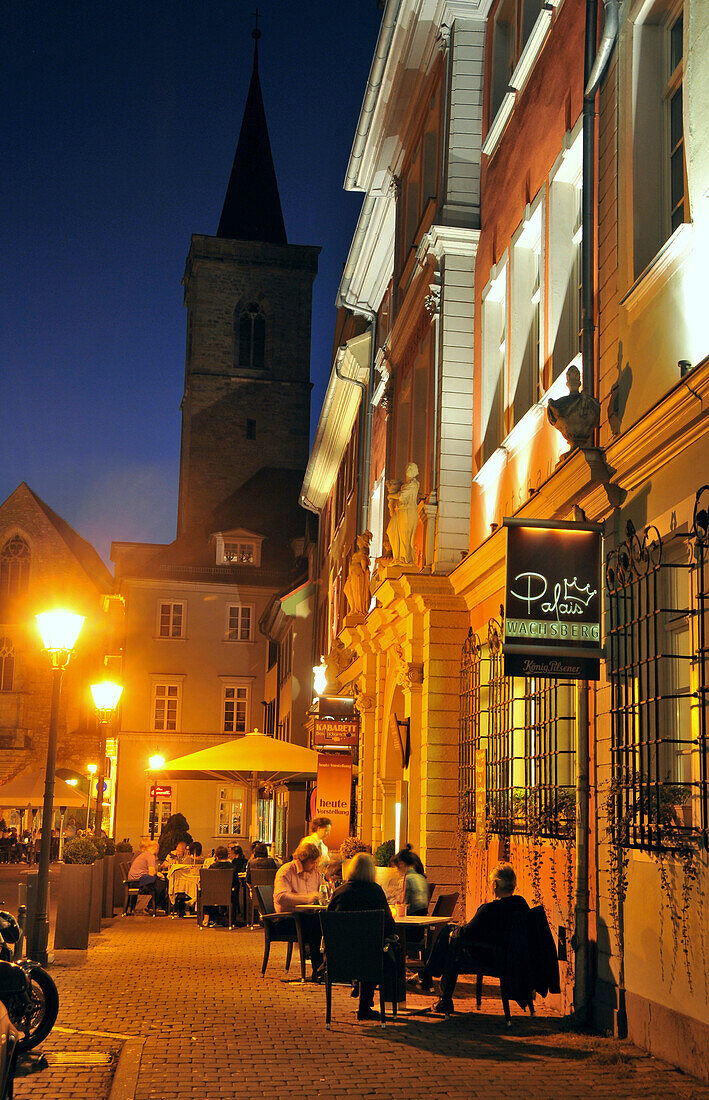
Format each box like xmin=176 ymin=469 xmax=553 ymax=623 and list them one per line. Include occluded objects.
xmin=459 ymin=628 xmax=482 ymax=830
xmin=605 ymin=489 xmax=709 ymax=852
xmin=458 ymin=618 xmax=576 ymax=838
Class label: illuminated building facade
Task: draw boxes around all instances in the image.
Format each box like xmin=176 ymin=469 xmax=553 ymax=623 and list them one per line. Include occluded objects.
xmin=305 ymin=0 xmax=709 ymax=1076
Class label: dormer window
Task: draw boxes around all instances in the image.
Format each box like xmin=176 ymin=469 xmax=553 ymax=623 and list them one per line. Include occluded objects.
xmin=223 ymin=541 xmax=255 ymax=565
xmin=213 ymin=529 xmax=263 ymax=568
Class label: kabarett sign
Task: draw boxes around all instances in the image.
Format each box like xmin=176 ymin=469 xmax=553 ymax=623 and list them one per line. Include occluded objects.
xmin=504 ymin=518 xmax=603 ymax=679
xmin=315 ymin=753 xmax=352 ymax=850
xmin=312 ymin=717 xmax=359 ymax=750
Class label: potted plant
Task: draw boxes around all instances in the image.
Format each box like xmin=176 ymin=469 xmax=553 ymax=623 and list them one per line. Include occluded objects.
xmin=55 ymin=837 xmax=101 ymax=950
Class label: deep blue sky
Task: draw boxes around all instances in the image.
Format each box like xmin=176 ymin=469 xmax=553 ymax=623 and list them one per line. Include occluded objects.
xmin=1 ymin=1 xmax=382 ymax=565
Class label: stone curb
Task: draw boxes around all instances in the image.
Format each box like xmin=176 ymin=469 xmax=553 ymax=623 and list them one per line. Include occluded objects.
xmin=108 ymin=1037 xmax=145 ymax=1100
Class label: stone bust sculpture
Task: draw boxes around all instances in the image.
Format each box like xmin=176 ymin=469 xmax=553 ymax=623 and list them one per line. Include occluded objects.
xmin=546 ymin=364 xmax=601 ymax=448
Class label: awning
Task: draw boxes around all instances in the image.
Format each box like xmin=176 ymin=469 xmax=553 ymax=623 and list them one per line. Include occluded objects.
xmin=154 ymin=730 xmax=321 ymax=786
xmin=0 ymin=769 xmax=86 ymax=809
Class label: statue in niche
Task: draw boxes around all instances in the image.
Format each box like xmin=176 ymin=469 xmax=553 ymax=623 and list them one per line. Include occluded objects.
xmin=546 ymin=364 xmax=601 ymax=448
xmin=344 ymin=531 xmax=372 ymax=617
xmin=385 ymin=463 xmax=420 ymax=565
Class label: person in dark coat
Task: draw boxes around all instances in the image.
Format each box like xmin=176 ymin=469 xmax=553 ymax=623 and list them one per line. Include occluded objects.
xmin=422 ymin=862 xmax=529 ymax=1014
xmin=245 ymin=842 xmax=278 ymax=883
xmin=328 ymin=853 xmax=401 ymax=1021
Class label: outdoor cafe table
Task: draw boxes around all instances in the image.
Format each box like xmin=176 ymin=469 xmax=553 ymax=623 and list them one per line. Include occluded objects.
xmin=167 ymin=864 xmax=201 ymax=905
xmin=291 ymin=907 xmax=453 ymax=1009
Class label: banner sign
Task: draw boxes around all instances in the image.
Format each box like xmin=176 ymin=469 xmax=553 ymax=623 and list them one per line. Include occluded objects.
xmin=312 ymin=717 xmax=359 ymax=750
xmin=150 ymin=785 xmax=172 ymax=799
xmin=315 ymin=753 xmax=352 ymax=851
xmin=475 ymin=749 xmax=487 ymax=848
xmin=504 ymin=518 xmax=602 ymax=679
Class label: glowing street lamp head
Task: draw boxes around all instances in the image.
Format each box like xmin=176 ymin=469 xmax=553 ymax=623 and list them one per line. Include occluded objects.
xmin=87 ymin=763 xmax=98 ymax=776
xmin=149 ymin=754 xmax=165 ymax=771
xmin=65 ymin=778 xmax=78 ymax=787
xmin=35 ymin=610 xmax=84 ymax=666
xmin=90 ymin=681 xmax=123 ymax=714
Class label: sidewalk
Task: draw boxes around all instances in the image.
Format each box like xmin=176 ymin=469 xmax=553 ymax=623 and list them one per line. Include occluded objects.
xmin=13 ymin=914 xmax=709 ymax=1100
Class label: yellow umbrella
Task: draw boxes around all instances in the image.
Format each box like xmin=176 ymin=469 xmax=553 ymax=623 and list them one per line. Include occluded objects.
xmin=0 ymin=769 xmax=86 ymax=809
xmin=155 ymin=729 xmax=320 ymax=785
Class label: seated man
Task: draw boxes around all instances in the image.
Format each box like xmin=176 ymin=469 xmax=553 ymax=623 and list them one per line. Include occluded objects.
xmin=163 ymin=839 xmax=188 ymax=873
xmin=128 ymin=840 xmax=169 ymax=913
xmin=273 ymin=841 xmax=322 ymax=979
xmin=421 ymin=862 xmax=529 ymax=1014
xmin=202 ymin=846 xmax=232 ymax=926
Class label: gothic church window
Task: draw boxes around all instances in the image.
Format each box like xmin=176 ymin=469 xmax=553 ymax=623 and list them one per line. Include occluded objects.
xmin=237 ymin=303 xmax=266 ymax=369
xmin=0 ymin=536 xmax=30 ymax=597
xmin=0 ymin=637 xmax=14 ymax=692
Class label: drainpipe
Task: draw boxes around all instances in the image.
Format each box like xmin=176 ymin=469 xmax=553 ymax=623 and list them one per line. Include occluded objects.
xmin=581 ymin=0 xmax=619 ymax=402
xmin=335 ymin=311 xmax=378 ymax=536
xmin=575 ymin=0 xmax=619 ymax=1029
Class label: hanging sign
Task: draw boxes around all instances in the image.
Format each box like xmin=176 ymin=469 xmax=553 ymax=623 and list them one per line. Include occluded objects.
xmin=315 ymin=753 xmax=352 ymax=851
xmin=150 ymin=785 xmax=172 ymax=799
xmin=475 ymin=749 xmax=487 ymax=849
xmin=504 ymin=518 xmax=603 ymax=679
xmin=312 ymin=717 xmax=359 ymax=750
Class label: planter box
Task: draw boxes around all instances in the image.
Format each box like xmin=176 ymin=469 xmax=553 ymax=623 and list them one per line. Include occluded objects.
xmin=102 ymin=855 xmax=115 ymax=917
xmin=89 ymin=861 xmax=103 ymax=933
xmin=54 ymin=864 xmax=92 ymax=950
xmin=114 ymin=856 xmax=132 ymax=909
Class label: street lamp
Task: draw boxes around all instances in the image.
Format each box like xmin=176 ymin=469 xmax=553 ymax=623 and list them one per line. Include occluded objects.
xmin=90 ymin=682 xmax=122 ymax=841
xmin=29 ymin=609 xmax=84 ymax=965
xmin=86 ymin=764 xmax=97 ymax=830
xmin=148 ymin=754 xmax=165 ymax=840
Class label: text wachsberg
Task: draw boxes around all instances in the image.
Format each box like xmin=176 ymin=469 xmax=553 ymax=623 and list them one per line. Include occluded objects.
xmin=505 ymin=619 xmax=600 ymax=641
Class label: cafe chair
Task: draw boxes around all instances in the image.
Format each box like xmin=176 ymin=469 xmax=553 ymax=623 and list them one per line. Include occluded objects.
xmin=410 ymin=891 xmax=460 ymax=969
xmin=253 ymin=885 xmax=307 ymax=980
xmin=122 ymin=872 xmax=158 ymax=917
xmin=473 ymin=905 xmax=559 ymax=1024
xmin=197 ymin=867 xmax=234 ymax=930
xmin=319 ymin=910 xmax=395 ymax=1030
xmin=247 ymin=867 xmax=277 ymax=927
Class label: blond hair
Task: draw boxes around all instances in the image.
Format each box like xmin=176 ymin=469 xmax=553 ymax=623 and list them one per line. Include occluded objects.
xmin=345 ymin=852 xmax=376 ymax=883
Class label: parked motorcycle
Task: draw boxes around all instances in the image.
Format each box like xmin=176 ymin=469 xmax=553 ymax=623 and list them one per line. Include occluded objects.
xmin=0 ymin=906 xmax=58 ymax=1050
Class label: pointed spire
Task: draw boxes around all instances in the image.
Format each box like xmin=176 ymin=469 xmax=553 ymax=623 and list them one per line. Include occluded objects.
xmin=217 ymin=29 xmax=287 ymax=245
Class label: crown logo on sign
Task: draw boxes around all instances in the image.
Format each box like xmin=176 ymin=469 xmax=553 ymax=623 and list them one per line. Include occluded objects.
xmin=563 ymin=578 xmax=596 ymax=607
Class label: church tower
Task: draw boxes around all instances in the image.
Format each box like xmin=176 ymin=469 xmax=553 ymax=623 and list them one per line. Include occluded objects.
xmin=177 ymin=31 xmax=320 ymax=536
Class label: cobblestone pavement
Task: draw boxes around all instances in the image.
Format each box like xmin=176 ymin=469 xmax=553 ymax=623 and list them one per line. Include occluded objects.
xmin=9 ymin=913 xmax=709 ymax=1100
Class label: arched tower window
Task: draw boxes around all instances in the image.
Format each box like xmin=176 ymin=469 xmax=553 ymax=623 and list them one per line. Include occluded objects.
xmin=0 ymin=536 xmax=30 ymax=597
xmin=237 ymin=303 xmax=266 ymax=369
xmin=0 ymin=637 xmax=14 ymax=692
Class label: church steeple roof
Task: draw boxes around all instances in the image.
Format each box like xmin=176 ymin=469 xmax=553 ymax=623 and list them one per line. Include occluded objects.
xmin=217 ymin=31 xmax=287 ymax=245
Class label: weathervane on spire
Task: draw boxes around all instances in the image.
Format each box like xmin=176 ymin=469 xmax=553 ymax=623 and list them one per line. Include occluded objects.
xmin=252 ymin=8 xmax=261 ymax=41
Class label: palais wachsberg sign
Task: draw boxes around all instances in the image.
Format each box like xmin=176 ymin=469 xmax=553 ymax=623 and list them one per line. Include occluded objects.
xmin=503 ymin=517 xmax=603 ymax=680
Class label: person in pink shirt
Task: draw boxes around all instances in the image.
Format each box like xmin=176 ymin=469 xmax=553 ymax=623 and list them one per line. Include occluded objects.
xmin=274 ymin=841 xmax=323 ymax=979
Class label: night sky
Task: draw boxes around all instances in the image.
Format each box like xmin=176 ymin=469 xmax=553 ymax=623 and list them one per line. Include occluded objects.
xmin=1 ymin=1 xmax=382 ymax=565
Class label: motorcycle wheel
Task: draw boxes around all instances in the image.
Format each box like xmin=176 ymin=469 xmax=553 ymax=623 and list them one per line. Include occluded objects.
xmin=16 ymin=968 xmax=59 ymax=1051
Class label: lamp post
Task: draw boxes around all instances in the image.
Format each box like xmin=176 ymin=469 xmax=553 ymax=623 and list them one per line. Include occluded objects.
xmin=29 ymin=609 xmax=84 ymax=965
xmin=89 ymin=682 xmax=122 ymax=841
xmin=148 ymin=754 xmax=165 ymax=840
xmin=86 ymin=764 xmax=97 ymax=830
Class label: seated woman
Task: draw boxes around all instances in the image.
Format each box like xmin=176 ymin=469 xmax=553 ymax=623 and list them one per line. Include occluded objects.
xmin=392 ymin=845 xmax=428 ymax=915
xmin=328 ymin=853 xmax=403 ymax=1021
xmin=245 ymin=842 xmax=278 ymax=883
xmin=186 ymin=841 xmax=204 ymax=865
xmin=128 ymin=840 xmax=169 ymax=913
xmin=228 ymin=843 xmax=247 ymax=873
